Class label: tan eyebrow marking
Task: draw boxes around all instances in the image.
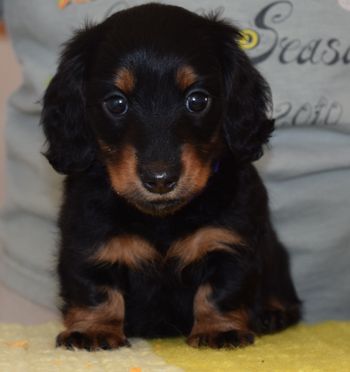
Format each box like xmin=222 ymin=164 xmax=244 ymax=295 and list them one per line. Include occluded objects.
xmin=176 ymin=65 xmax=198 ymax=90
xmin=114 ymin=67 xmax=136 ymax=94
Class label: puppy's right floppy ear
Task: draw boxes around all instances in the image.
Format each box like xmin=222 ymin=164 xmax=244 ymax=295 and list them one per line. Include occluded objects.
xmin=208 ymin=17 xmax=274 ymax=163
xmin=41 ymin=24 xmax=102 ymax=174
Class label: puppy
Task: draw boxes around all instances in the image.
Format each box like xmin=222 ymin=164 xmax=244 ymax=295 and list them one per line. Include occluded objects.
xmin=41 ymin=3 xmax=301 ymax=350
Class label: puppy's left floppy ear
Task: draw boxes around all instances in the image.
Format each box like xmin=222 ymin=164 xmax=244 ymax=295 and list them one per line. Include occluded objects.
xmin=210 ymin=17 xmax=275 ymax=163
xmin=41 ymin=24 xmax=102 ymax=174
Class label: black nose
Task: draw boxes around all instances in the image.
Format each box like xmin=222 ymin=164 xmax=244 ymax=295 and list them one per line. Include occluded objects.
xmin=140 ymin=164 xmax=179 ymax=194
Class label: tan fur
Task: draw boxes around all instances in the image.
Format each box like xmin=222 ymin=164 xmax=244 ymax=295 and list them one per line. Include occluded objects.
xmin=106 ymin=145 xmax=139 ymax=195
xmin=176 ymin=65 xmax=198 ymax=90
xmin=105 ymin=144 xmax=213 ymax=214
xmin=103 ymin=143 xmax=219 ymax=217
xmin=166 ymin=226 xmax=243 ymax=270
xmin=268 ymin=298 xmax=286 ymax=311
xmin=187 ymin=284 xmax=250 ymax=347
xmin=93 ymin=235 xmax=160 ymax=269
xmin=59 ymin=289 xmax=127 ymax=349
xmin=180 ymin=144 xmax=212 ymax=194
xmin=114 ymin=67 xmax=135 ymax=94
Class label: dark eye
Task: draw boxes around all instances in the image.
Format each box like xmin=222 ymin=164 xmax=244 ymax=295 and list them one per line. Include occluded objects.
xmin=103 ymin=94 xmax=128 ymax=115
xmin=186 ymin=91 xmax=210 ymax=113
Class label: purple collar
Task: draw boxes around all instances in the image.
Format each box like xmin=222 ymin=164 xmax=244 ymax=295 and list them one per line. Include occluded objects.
xmin=213 ymin=161 xmax=220 ymax=173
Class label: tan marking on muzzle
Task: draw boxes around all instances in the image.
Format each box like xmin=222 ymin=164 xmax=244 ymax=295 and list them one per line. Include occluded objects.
xmin=180 ymin=144 xmax=213 ymax=194
xmin=105 ymin=145 xmax=139 ymax=195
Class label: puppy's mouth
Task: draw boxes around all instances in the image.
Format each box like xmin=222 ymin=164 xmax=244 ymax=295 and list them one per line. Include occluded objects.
xmin=129 ymin=194 xmax=188 ymax=217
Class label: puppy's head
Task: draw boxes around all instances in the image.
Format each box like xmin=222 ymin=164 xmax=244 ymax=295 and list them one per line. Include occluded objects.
xmin=42 ymin=4 xmax=274 ymax=216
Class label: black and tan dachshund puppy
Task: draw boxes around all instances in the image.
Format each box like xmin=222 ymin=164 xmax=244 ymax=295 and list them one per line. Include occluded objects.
xmin=41 ymin=3 xmax=301 ymax=350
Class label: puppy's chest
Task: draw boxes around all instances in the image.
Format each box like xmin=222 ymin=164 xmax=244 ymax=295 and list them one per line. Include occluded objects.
xmin=93 ymin=221 xmax=241 ymax=279
xmin=90 ymin=232 xmax=200 ymax=304
xmin=92 ymin=231 xmax=191 ymax=275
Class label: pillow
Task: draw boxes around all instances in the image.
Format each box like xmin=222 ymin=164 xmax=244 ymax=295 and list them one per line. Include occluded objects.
xmin=1 ymin=0 xmax=349 ymax=321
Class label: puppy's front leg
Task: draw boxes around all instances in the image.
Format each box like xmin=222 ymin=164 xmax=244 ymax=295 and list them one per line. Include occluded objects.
xmin=168 ymin=227 xmax=256 ymax=349
xmin=56 ymin=287 xmax=129 ymax=351
xmin=188 ymin=282 xmax=255 ymax=349
xmin=57 ymin=234 xmax=158 ymax=350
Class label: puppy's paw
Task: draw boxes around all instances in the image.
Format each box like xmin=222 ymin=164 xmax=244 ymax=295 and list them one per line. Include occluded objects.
xmin=186 ymin=330 xmax=255 ymax=349
xmin=257 ymin=305 xmax=301 ymax=334
xmin=258 ymin=310 xmax=287 ymax=334
xmin=56 ymin=330 xmax=130 ymax=351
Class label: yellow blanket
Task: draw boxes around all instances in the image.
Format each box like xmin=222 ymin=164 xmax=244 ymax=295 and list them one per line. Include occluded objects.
xmin=0 ymin=322 xmax=349 ymax=371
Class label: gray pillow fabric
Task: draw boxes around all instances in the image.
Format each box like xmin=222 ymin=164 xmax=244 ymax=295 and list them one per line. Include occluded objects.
xmin=1 ymin=0 xmax=349 ymax=322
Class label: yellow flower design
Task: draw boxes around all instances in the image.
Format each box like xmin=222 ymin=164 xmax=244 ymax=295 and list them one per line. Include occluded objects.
xmin=238 ymin=29 xmax=259 ymax=50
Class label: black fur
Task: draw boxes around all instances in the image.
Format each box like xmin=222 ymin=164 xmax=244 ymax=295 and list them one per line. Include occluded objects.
xmin=41 ymin=3 xmax=301 ymax=350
